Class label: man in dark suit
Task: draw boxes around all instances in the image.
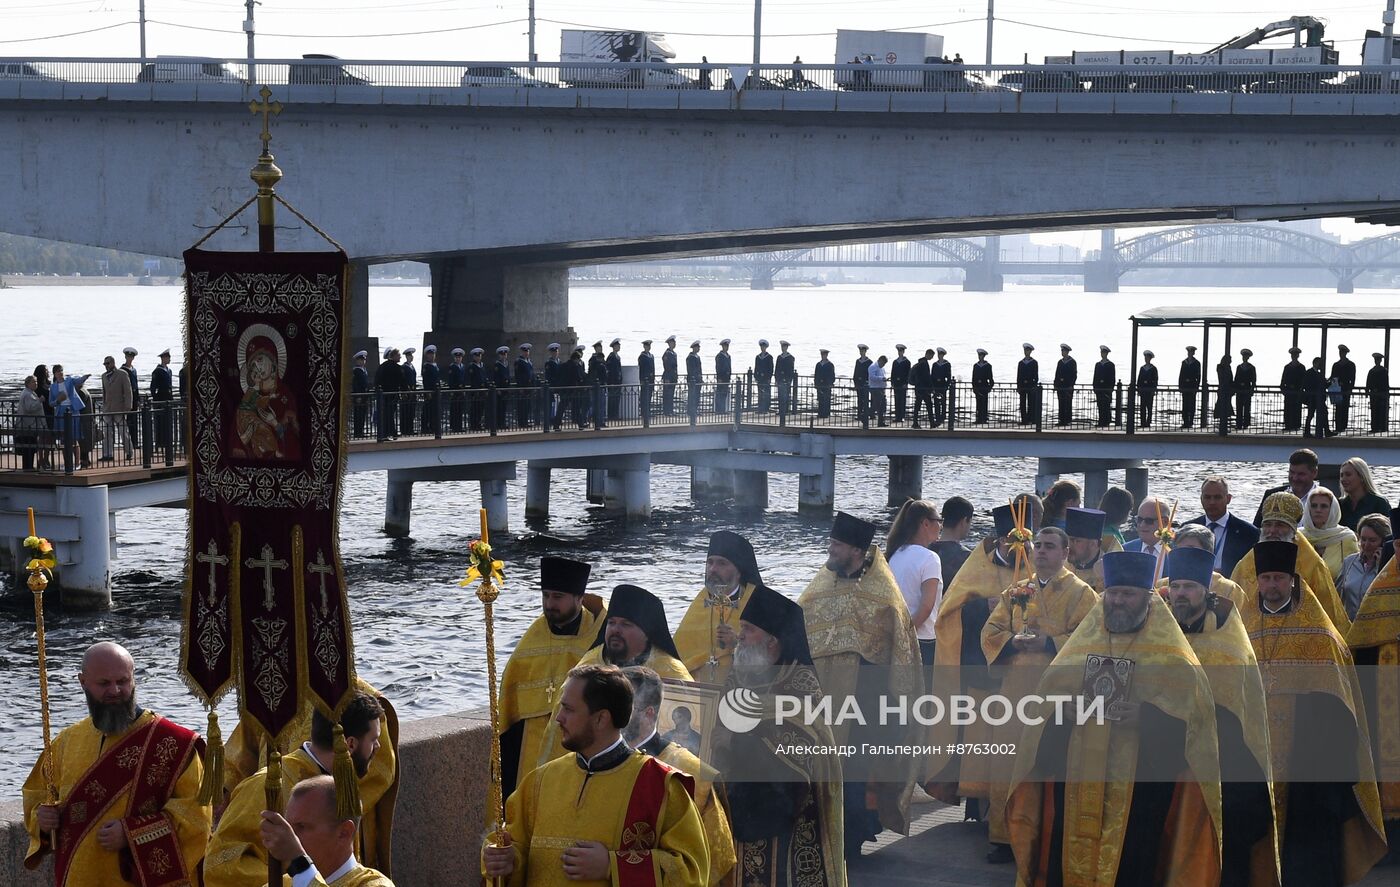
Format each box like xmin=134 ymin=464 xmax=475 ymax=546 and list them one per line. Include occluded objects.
xmin=492 ymin=345 xmax=513 ymax=431
xmin=1303 ymin=356 xmax=1331 ymax=439
xmin=375 ymin=346 xmax=404 ymax=439
xmin=1331 ymin=343 xmax=1356 ymax=433
xmin=466 ymin=347 xmax=488 ymax=431
xmin=853 ymin=344 xmax=872 ymax=424
xmin=714 ymin=339 xmax=732 ymax=415
xmin=637 ymin=340 xmax=655 ymax=425
xmin=1251 ymin=447 xmax=1319 ymax=527
xmin=661 ymin=336 xmax=679 ymax=416
xmin=1016 ymin=343 xmax=1038 ymax=424
xmin=605 ymin=338 xmax=624 ymax=422
xmin=351 ymin=350 xmax=370 ymax=438
xmin=1136 ymin=349 xmax=1158 ymax=428
xmin=776 ymin=340 xmax=797 ymax=417
xmin=151 ymin=348 xmax=175 ymax=452
xmin=515 ymin=343 xmax=536 ymax=428
xmin=1185 ymin=476 xmax=1258 ymax=578
xmin=931 ymin=347 xmax=952 ymax=427
xmin=420 ymin=344 xmax=441 ymax=435
xmin=1234 ymin=348 xmax=1256 ymax=429
xmin=400 ymin=346 xmax=418 ymax=435
xmin=910 ymin=349 xmax=934 ymax=429
xmin=971 ymin=348 xmax=994 ymax=424
xmin=890 ymin=344 xmax=911 ymax=423
xmin=1367 ymin=352 xmax=1389 ymax=433
xmin=1092 ymin=345 xmax=1114 ymax=428
xmin=1053 ymin=343 xmax=1077 ymax=426
xmin=1179 ymin=345 xmax=1201 ymax=429
xmin=1122 ymin=496 xmax=1170 ymax=561
xmin=1280 ymin=346 xmax=1306 ymax=431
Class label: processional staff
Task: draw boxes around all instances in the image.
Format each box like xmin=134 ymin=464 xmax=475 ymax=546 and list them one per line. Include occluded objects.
xmin=25 ymin=506 xmax=59 ymax=849
xmin=462 ymin=507 xmax=508 ymax=887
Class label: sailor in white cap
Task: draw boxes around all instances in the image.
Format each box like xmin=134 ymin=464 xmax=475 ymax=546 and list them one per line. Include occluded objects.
xmin=1051 ymin=343 xmax=1077 ymax=426
xmin=509 ymin=344 xmax=535 ymax=428
xmin=890 ymin=343 xmax=910 ymax=423
xmin=120 ymin=346 xmax=141 ymax=442
xmin=715 ymin=338 xmax=733 ymax=415
xmin=972 ymin=347 xmax=994 ymax=424
xmin=1234 ymin=347 xmax=1256 ymax=430
xmin=149 ymin=348 xmax=175 ymax=451
xmin=1179 ymin=345 xmax=1201 ymax=429
xmin=605 ymin=338 xmax=623 ymax=423
xmin=638 ymin=339 xmax=656 ymax=423
xmin=464 ymin=347 xmax=488 ymax=431
xmin=1093 ymin=345 xmax=1115 ymax=428
xmin=814 ymin=347 xmax=835 ymax=419
xmin=374 ymin=347 xmax=404 ymax=439
xmin=1137 ymin=349 xmax=1158 ymax=428
xmin=420 ymin=345 xmax=441 ymax=434
xmin=776 ymin=339 xmax=796 ymax=415
xmin=662 ymin=336 xmax=679 ymax=415
xmin=1367 ymin=350 xmax=1389 ymax=432
xmin=686 ymin=339 xmax=703 ymax=419
xmin=1017 ymin=343 xmax=1039 ymax=424
xmin=352 ymin=349 xmax=371 ymax=436
xmin=853 ymin=343 xmax=873 ymax=423
xmin=754 ymin=339 xmax=774 ymax=412
xmin=492 ymin=348 xmax=511 ymax=433
xmin=400 ymin=347 xmax=418 ymax=434
xmin=931 ymin=347 xmax=952 ymax=427
xmin=1332 ymin=343 xmax=1356 ymax=432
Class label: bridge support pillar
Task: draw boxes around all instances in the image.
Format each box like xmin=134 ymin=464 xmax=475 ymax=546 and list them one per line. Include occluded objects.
xmin=1084 ymin=263 xmax=1120 ymax=293
xmin=1035 ymin=460 xmax=1060 ymax=498
xmin=733 ymin=470 xmax=769 ymax=509
xmin=603 ymin=468 xmax=652 ymax=523
xmin=480 ymin=479 xmax=509 ymax=534
xmin=526 ymin=464 xmax=552 ymax=520
xmin=1336 ymin=277 xmax=1356 ymax=294
xmin=1126 ymin=466 xmax=1149 ymax=510
xmin=887 ymin=455 xmax=923 ymax=506
xmin=426 ymin=257 xmax=576 ymax=354
xmin=797 ymin=434 xmax=835 ymax=514
xmin=54 ymin=485 xmax=112 ymax=610
xmin=750 ymin=267 xmax=777 ymax=290
xmin=690 ymin=467 xmax=735 ymax=503
xmin=1083 ymin=469 xmax=1109 ymax=513
xmin=962 ymin=268 xmax=1004 ymax=292
xmin=349 ymin=260 xmax=377 ymax=363
xmin=385 ymin=471 xmax=414 ymax=538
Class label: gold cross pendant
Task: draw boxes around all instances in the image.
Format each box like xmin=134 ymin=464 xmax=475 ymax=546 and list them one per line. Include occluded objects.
xmin=546 ymin=679 xmax=556 ymax=705
xmin=248 ymin=86 xmax=283 ymax=155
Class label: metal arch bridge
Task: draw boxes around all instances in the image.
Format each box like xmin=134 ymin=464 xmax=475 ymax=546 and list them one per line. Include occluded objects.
xmin=596 ymin=225 xmax=1400 ymax=292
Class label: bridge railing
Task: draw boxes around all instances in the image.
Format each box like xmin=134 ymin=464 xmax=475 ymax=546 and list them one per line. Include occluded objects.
xmin=3 ymin=58 xmax=1397 ymax=96
xmin=0 ymin=398 xmax=188 ymax=474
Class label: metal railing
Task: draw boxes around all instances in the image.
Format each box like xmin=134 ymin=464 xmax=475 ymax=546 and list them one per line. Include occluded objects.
xmin=2 ymin=58 xmax=1397 ymax=97
xmin=0 ymin=398 xmax=188 ymax=474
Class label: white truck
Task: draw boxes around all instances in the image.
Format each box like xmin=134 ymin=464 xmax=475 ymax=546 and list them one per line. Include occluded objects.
xmin=559 ymin=30 xmax=690 ymax=88
xmin=834 ymin=29 xmax=945 ymax=89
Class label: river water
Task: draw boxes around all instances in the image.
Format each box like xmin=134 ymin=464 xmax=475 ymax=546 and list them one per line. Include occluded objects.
xmin=0 ymin=282 xmax=1396 ymax=795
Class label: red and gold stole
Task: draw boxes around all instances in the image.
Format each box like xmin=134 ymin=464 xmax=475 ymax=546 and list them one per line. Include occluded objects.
xmin=55 ymin=716 xmax=202 ymax=887
xmin=616 ymin=758 xmax=694 ymax=887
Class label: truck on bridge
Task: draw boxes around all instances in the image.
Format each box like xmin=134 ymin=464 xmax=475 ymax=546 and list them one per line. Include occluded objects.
xmin=560 ymin=30 xmax=690 ymax=89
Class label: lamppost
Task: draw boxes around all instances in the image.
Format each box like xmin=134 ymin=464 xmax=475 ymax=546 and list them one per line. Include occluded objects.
xmin=139 ymin=0 xmax=147 ymax=62
xmin=753 ymin=0 xmax=763 ymax=82
xmin=984 ymin=0 xmax=995 ymax=72
xmin=245 ymin=0 xmax=258 ymax=84
xmin=528 ymin=0 xmax=536 ymax=66
xmin=1385 ymin=0 xmax=1396 ymax=65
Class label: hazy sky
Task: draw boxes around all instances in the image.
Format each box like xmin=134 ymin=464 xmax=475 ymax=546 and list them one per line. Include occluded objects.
xmin=6 ymin=0 xmax=1393 ymax=65
xmin=5 ymin=1 xmax=1394 ymax=246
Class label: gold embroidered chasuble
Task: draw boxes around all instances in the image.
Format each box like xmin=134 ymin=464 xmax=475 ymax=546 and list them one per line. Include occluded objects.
xmin=1069 ymin=558 xmax=1105 ymax=594
xmin=981 ymin=567 xmax=1097 ymax=845
xmin=798 ymin=545 xmax=923 ymax=835
xmin=1240 ymin=583 xmax=1388 ymax=882
xmin=1346 ymin=556 xmax=1400 ymax=822
xmin=674 ymin=583 xmax=758 ymax=686
xmin=925 ymin=536 xmax=1021 ymax=800
xmin=1231 ymin=534 xmax=1350 ymax=634
xmin=205 ymin=746 xmax=324 ymax=887
xmin=655 ymin=742 xmax=737 ymax=886
xmin=501 ymin=750 xmax=709 ymax=886
xmin=499 ymin=597 xmax=607 ymax=786
xmin=22 ymin=710 xmax=211 ymax=887
xmin=1006 ymin=595 xmax=1224 ymax=887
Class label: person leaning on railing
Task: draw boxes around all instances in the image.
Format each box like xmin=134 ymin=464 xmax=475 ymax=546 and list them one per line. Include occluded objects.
xmin=16 ymin=374 xmax=45 ymax=471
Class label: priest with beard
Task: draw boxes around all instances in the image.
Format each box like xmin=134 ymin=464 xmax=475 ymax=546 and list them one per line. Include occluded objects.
xmin=981 ymin=526 xmax=1097 ymax=865
xmin=798 ymin=511 xmax=922 ymax=863
xmin=1165 ymin=546 xmax=1279 ymax=887
xmin=576 ymin=584 xmax=693 ymax=680
xmin=925 ymin=497 xmax=1042 ymax=816
xmin=1006 ymin=551 xmax=1224 ymax=886
xmin=715 ymin=583 xmax=846 ymax=887
xmin=23 ymin=642 xmax=210 ymax=887
xmin=498 ymin=556 xmax=606 ymax=793
xmin=1345 ymin=549 xmax=1400 ymax=862
xmin=204 ymin=693 xmax=384 ymax=887
xmin=622 ymin=666 xmax=737 ymax=886
xmin=1065 ymin=506 xmax=1108 ymax=592
xmin=1241 ymin=540 xmax=1387 ymax=885
xmin=483 ymin=664 xmax=709 ymax=886
xmin=675 ymin=531 xmax=764 ymax=685
xmin=1165 ymin=524 xmax=1248 ymax=608
xmin=1231 ymin=492 xmax=1351 ymax=634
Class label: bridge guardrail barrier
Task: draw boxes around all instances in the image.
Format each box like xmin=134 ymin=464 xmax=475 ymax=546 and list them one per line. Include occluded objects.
xmin=0 ymin=398 xmax=188 ymax=474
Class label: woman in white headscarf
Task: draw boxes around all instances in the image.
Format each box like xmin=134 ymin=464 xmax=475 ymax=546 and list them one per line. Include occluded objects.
xmin=1301 ymin=486 xmax=1359 ymax=581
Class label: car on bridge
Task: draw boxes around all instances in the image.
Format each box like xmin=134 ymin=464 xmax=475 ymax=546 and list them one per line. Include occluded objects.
xmin=289 ymin=54 xmax=372 ymax=86
xmin=0 ymin=62 xmax=57 ymax=80
xmin=136 ymin=57 xmax=246 ymax=84
xmin=460 ymin=65 xmax=557 ymax=88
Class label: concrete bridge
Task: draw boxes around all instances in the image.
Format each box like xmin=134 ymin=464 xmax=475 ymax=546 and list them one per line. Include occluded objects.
xmin=3 ymin=58 xmax=1400 ymax=351
xmin=5 ymin=375 xmax=1400 ymax=608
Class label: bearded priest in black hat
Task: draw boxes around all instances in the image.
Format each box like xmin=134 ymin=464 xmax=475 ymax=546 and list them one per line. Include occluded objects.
xmin=498 ymin=556 xmax=606 ymax=792
xmin=799 ymin=511 xmax=922 ymax=863
xmin=675 ymin=530 xmax=765 ymax=684
xmin=715 ymin=584 xmax=848 ymax=886
xmin=577 ymin=584 xmax=693 ymax=681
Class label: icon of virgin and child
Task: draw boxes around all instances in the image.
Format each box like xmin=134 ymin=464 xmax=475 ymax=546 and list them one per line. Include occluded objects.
xmin=229 ymin=323 xmax=302 ymax=461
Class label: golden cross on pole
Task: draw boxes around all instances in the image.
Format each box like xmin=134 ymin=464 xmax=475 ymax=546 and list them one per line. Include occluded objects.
xmin=248 ymin=86 xmax=282 ymax=156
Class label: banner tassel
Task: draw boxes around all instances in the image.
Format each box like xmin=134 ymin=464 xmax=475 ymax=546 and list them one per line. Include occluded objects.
xmin=332 ymin=723 xmax=362 ymax=821
xmin=196 ymin=708 xmax=225 ymax=805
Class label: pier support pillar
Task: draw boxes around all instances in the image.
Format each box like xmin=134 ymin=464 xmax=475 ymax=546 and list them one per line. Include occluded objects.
xmin=385 ymin=471 xmax=413 ymax=538
xmin=526 ymin=464 xmax=552 ymax=520
xmin=586 ymin=469 xmax=605 ymax=505
xmin=54 ymin=485 xmax=112 ymax=609
xmin=480 ymin=479 xmax=509 ymax=534
xmin=691 ymin=467 xmax=735 ymax=503
xmin=733 ymin=470 xmax=769 ymax=509
xmin=1083 ymin=469 xmax=1109 ymax=513
xmin=617 ymin=468 xmax=652 ymax=523
xmin=349 ymin=260 xmax=377 ymax=364
xmin=1035 ymin=459 xmax=1060 ymax=498
xmin=1126 ymin=466 xmax=1149 ymax=509
xmin=887 ymin=456 xmax=923 ymax=506
xmin=798 ymin=434 xmax=835 ymax=514
xmin=425 ymin=257 xmax=576 ymax=355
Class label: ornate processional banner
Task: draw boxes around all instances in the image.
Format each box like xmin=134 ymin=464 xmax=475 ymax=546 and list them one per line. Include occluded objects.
xmin=180 ymin=248 xmax=354 ymax=742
